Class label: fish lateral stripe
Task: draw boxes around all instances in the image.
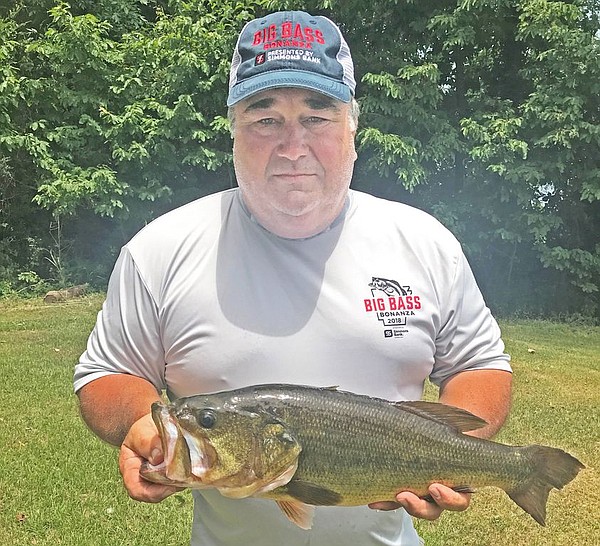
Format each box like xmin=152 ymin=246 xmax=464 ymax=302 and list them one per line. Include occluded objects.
xmin=142 ymin=383 xmax=585 ymax=529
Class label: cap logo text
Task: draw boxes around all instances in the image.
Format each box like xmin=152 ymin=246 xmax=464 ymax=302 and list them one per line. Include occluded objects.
xmin=253 ymin=23 xmax=325 ymax=49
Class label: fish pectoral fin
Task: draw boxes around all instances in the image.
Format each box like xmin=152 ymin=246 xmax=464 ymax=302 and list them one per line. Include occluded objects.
xmin=285 ymin=480 xmax=343 ymax=506
xmin=394 ymin=400 xmax=488 ymax=433
xmin=276 ymin=499 xmax=315 ymax=530
xmin=274 ymin=481 xmax=342 ymax=529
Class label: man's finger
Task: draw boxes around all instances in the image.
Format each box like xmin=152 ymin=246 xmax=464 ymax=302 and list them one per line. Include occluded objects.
xmin=427 ymin=484 xmax=471 ymax=512
xmin=119 ymin=443 xmax=181 ymax=503
xmin=394 ymin=492 xmax=443 ymax=521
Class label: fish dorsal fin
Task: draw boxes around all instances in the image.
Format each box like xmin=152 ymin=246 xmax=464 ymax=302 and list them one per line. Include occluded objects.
xmin=276 ymin=500 xmax=315 ymax=530
xmin=394 ymin=400 xmax=487 ymax=433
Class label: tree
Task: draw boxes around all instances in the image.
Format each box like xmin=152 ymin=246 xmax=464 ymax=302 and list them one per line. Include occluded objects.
xmin=0 ymin=0 xmax=255 ymax=287
xmin=0 ymin=0 xmax=598 ymax=317
xmin=281 ymin=0 xmax=600 ymax=316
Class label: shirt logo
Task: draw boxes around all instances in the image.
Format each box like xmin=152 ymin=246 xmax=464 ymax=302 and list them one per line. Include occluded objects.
xmin=368 ymin=277 xmax=409 ymax=296
xmin=364 ymin=277 xmax=422 ymax=338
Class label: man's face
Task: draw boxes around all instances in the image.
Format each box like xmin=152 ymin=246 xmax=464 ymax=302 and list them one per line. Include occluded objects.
xmin=232 ymin=88 xmax=357 ymax=239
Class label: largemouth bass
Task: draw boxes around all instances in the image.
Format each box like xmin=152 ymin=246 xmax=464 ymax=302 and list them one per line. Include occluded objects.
xmin=140 ymin=384 xmax=583 ymax=529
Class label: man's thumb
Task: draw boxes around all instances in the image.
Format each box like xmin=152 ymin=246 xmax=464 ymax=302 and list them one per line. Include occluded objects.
xmin=149 ymin=442 xmax=163 ymax=465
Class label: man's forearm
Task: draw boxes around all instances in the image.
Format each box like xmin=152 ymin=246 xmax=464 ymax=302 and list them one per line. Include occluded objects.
xmin=77 ymin=374 xmax=162 ymax=446
xmin=438 ymin=369 xmax=513 ymax=439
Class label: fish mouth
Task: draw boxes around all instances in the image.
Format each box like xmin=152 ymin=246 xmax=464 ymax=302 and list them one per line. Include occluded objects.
xmin=140 ymin=402 xmax=216 ymax=486
xmin=181 ymin=428 xmax=215 ymax=478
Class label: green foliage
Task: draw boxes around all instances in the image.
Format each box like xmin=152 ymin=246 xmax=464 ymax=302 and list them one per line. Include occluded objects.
xmin=5 ymin=0 xmax=244 ymax=217
xmin=0 ymin=0 xmax=598 ymax=316
xmin=0 ymin=0 xmax=257 ymax=287
xmin=540 ymin=245 xmax=600 ymax=295
xmin=359 ymin=64 xmax=456 ymax=190
xmin=331 ymin=0 xmax=599 ymax=316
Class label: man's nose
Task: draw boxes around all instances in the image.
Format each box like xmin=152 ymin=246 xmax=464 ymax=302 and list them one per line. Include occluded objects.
xmin=276 ymin=121 xmax=309 ymax=161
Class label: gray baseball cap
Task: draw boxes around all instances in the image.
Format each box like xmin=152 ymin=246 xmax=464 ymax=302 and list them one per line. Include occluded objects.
xmin=227 ymin=11 xmax=356 ymax=106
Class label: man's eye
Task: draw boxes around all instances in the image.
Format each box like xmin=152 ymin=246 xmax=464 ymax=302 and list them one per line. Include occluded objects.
xmin=305 ymin=116 xmax=328 ymax=125
xmin=257 ymin=118 xmax=277 ymax=126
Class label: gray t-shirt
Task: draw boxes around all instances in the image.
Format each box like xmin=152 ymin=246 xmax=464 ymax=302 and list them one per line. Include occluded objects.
xmin=75 ymin=188 xmax=511 ymax=545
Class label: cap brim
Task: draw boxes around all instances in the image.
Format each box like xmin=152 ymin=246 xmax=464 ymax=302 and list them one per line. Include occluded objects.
xmin=227 ymin=69 xmax=352 ymax=106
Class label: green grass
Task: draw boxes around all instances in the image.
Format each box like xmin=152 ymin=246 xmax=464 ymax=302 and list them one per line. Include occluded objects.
xmin=1 ymin=297 xmax=598 ymax=545
xmin=418 ymin=320 xmax=600 ymax=545
xmin=0 ymin=295 xmax=192 ymax=546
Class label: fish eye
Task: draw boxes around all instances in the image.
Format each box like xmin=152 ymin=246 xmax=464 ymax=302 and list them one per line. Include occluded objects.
xmin=198 ymin=409 xmax=216 ymax=429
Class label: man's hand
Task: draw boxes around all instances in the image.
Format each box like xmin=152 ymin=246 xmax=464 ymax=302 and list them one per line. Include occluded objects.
xmin=78 ymin=376 xmax=182 ymax=503
xmin=118 ymin=413 xmax=182 ymax=503
xmin=367 ymin=371 xmax=511 ymax=521
xmin=368 ymin=483 xmax=471 ymax=520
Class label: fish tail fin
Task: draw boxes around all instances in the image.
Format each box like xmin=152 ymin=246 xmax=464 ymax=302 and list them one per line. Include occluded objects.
xmin=508 ymin=445 xmax=584 ymax=526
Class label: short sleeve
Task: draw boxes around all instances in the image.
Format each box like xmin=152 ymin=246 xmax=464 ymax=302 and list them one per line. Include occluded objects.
xmin=73 ymin=247 xmax=166 ymax=393
xmin=429 ymin=252 xmax=511 ymax=387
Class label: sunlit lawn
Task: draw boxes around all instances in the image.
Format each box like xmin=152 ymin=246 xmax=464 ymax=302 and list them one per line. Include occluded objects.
xmin=0 ymin=296 xmax=597 ymax=545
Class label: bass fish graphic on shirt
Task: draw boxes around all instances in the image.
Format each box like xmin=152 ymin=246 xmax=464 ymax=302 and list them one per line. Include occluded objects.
xmin=365 ymin=277 xmax=421 ymax=336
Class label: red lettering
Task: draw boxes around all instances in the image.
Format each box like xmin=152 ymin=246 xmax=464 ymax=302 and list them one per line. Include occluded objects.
xmin=294 ymin=23 xmax=304 ymax=39
xmin=315 ymin=30 xmax=325 ymax=44
xmin=282 ymin=21 xmax=292 ymax=38
xmin=388 ymin=298 xmax=397 ymax=311
xmin=413 ymin=296 xmax=421 ymax=310
xmin=364 ymin=298 xmax=386 ymax=312
xmin=304 ymin=27 xmax=314 ymax=42
xmin=254 ymin=26 xmax=277 ymax=45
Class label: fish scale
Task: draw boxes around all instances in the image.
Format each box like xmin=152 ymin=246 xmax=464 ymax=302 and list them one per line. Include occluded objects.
xmin=140 ymin=383 xmax=584 ymax=529
xmin=250 ymin=387 xmax=528 ymax=503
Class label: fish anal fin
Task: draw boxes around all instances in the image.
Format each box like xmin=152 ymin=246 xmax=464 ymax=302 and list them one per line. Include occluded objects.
xmin=285 ymin=479 xmax=343 ymax=506
xmin=276 ymin=500 xmax=315 ymax=530
xmin=421 ymin=485 xmax=476 ymax=503
xmin=395 ymin=400 xmax=488 ymax=433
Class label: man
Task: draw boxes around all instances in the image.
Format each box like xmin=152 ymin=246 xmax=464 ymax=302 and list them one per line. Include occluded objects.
xmin=75 ymin=10 xmax=512 ymax=546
